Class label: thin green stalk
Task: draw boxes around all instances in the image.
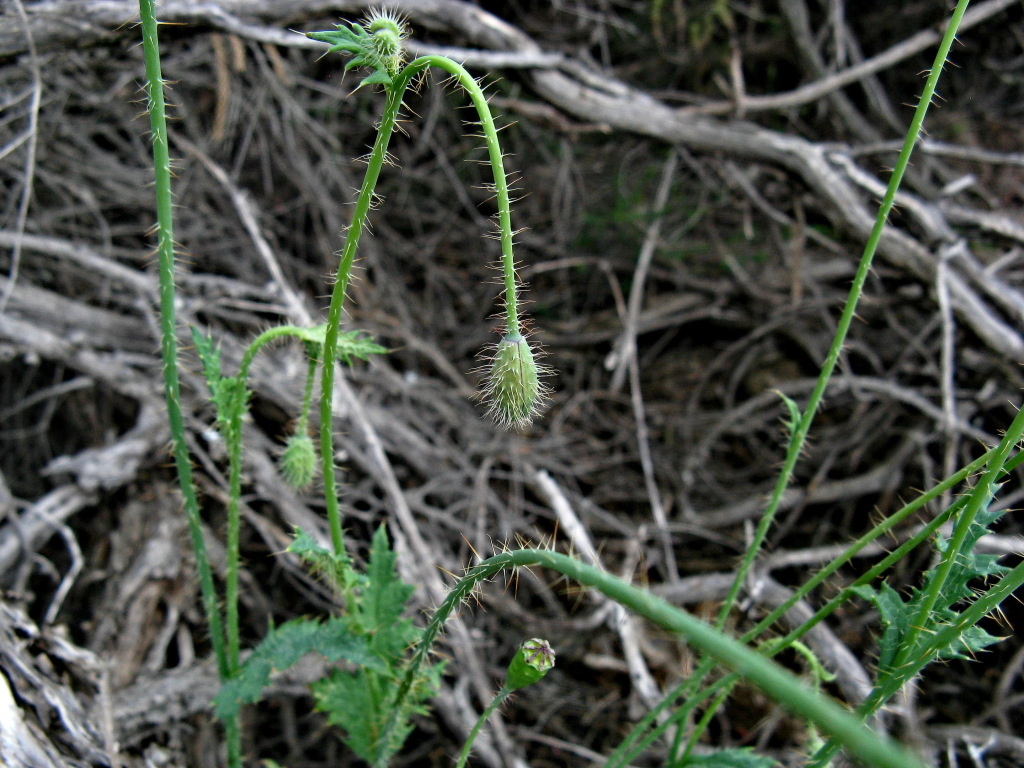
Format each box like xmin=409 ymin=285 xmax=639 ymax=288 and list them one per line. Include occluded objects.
xmin=385 ymin=549 xmax=924 ymax=768
xmin=318 ymin=54 xmax=522 ymax=556
xmin=676 ymin=444 xmax=1018 ymax=762
xmin=138 ymin=2 xmax=236 ymax=763
xmin=224 ymin=410 xmax=243 ymax=673
xmin=455 ymin=687 xmax=513 ymax=768
xmin=224 ymin=324 xmax=329 ymax=672
xmin=715 ymin=0 xmax=969 ymax=636
xmin=296 ymin=344 xmax=319 ymax=435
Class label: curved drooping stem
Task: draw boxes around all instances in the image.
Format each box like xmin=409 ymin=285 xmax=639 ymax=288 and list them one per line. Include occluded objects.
xmin=318 ymin=55 xmax=524 ymax=556
xmin=380 ymin=548 xmax=925 ymax=768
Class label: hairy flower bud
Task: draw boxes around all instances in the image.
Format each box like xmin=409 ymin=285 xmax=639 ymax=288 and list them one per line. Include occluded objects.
xmin=505 ymin=638 xmax=555 ymax=690
xmin=486 ymin=333 xmax=543 ymax=430
xmin=280 ymin=433 xmax=317 ymax=490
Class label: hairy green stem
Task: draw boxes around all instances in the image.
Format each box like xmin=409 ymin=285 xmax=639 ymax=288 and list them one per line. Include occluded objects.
xmin=607 ymin=444 xmax=997 ymax=767
xmin=318 ymin=54 xmax=522 ymax=556
xmin=455 ymin=687 xmax=513 ymax=768
xmin=224 ymin=324 xmax=331 ymax=672
xmin=715 ymin=0 xmax=970 ymax=637
xmin=809 ymin=397 xmax=1024 ymax=767
xmin=896 ymin=405 xmax=1024 ymax=670
xmin=138 ymin=1 xmax=236 ymax=763
xmin=385 ymin=549 xmax=924 ymax=768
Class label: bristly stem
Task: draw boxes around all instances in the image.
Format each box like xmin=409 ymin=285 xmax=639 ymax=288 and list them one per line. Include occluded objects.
xmin=318 ymin=54 xmax=523 ymax=556
xmin=381 ymin=548 xmax=924 ymax=768
xmin=137 ymin=0 xmax=237 ymax=764
xmin=709 ymin=0 xmax=973 ymax=663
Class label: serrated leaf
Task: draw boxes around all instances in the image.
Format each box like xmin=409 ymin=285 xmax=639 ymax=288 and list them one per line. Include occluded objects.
xmin=359 ymin=526 xmax=413 ymax=628
xmin=858 ymin=491 xmax=1010 ymax=678
xmin=287 ymin=325 xmax=387 ymax=366
xmin=335 ymin=330 xmax=388 ymax=366
xmin=307 ymin=25 xmax=365 ymax=52
xmin=679 ymin=747 xmax=778 ymax=767
xmin=313 ymin=668 xmax=390 ymax=763
xmin=214 ymin=616 xmax=382 ymax=720
xmin=189 ymin=328 xmax=248 ymax=428
xmin=190 ymin=327 xmax=221 ymax=389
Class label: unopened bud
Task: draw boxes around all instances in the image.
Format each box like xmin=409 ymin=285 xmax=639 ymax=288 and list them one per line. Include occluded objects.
xmin=486 ymin=334 xmax=543 ymax=430
xmin=505 ymin=638 xmax=555 ymax=690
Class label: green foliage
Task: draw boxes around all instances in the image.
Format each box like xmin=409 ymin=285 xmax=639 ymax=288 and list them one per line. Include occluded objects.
xmin=310 ymin=526 xmax=443 ymax=764
xmin=191 ymin=327 xmax=248 ymax=434
xmin=214 ymin=615 xmax=385 ymax=720
xmin=853 ymin=501 xmax=1007 ymax=678
xmin=291 ymin=324 xmax=388 ymax=366
xmin=774 ymin=390 xmax=801 ymax=439
xmin=216 ymin=526 xmax=441 ymax=766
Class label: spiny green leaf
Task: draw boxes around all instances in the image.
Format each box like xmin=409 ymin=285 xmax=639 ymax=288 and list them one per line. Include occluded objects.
xmin=335 ymin=329 xmax=388 ymax=365
xmin=358 ymin=69 xmax=393 ymax=88
xmin=189 ymin=327 xmax=248 ymax=428
xmin=312 ymin=659 xmax=444 ymax=765
xmin=288 ymin=325 xmax=387 ymax=366
xmin=854 ymin=496 xmax=1009 ymax=676
xmin=359 ymin=527 xmax=414 ymax=627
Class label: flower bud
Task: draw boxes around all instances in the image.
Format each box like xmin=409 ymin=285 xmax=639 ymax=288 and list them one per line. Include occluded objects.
xmin=280 ymin=433 xmax=317 ymax=490
xmin=486 ymin=334 xmax=543 ymax=430
xmin=506 ymin=638 xmax=555 ymax=690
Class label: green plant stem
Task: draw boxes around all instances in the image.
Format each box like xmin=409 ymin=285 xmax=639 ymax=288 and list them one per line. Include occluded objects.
xmin=385 ymin=549 xmax=924 ymax=768
xmin=297 ymin=344 xmax=320 ymax=435
xmin=896 ymin=408 xmax=1024 ymax=671
xmin=223 ymin=324 xmax=330 ymax=672
xmin=673 ymin=0 xmax=971 ymax=758
xmin=716 ymin=0 xmax=966 ymax=636
xmin=318 ymin=55 xmax=522 ymax=558
xmin=676 ymin=447 xmax=1020 ymax=762
xmin=808 ymin=399 xmax=1024 ymax=767
xmin=455 ymin=687 xmax=513 ymax=768
xmin=138 ymin=2 xmax=236 ymax=763
xmin=607 ymin=445 xmax=997 ymax=767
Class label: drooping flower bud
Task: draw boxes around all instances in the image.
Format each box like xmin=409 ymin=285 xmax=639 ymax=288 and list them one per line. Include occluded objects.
xmin=505 ymin=638 xmax=555 ymax=690
xmin=485 ymin=333 xmax=544 ymax=430
xmin=280 ymin=433 xmax=317 ymax=490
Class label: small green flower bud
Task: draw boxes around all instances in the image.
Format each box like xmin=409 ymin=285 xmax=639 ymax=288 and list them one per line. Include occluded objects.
xmin=486 ymin=334 xmax=543 ymax=430
xmin=280 ymin=433 xmax=317 ymax=490
xmin=505 ymin=638 xmax=555 ymax=691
